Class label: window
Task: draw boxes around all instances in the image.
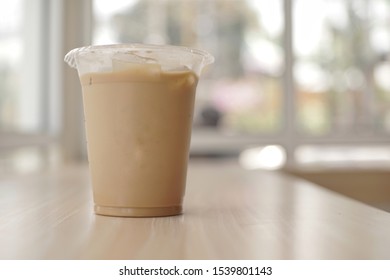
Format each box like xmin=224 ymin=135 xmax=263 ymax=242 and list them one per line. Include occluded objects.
xmin=292 ymin=0 xmax=390 ymax=167
xmin=0 ymin=0 xmax=31 ymax=133
xmin=1 ymin=0 xmax=389 ymax=173
xmin=92 ymin=0 xmax=390 ymax=168
xmin=0 ymin=0 xmax=58 ymax=135
xmin=294 ymin=0 xmax=390 ymax=136
xmin=92 ymin=0 xmax=285 ymax=154
xmin=0 ymin=0 xmax=61 ymax=174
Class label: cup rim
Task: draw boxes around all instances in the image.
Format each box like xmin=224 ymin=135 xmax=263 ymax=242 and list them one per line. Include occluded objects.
xmin=64 ymin=43 xmax=215 ymax=69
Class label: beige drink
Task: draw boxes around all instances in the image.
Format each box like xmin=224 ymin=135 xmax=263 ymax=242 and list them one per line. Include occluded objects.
xmin=80 ymin=66 xmax=198 ymax=217
xmin=65 ymin=44 xmax=213 ymax=217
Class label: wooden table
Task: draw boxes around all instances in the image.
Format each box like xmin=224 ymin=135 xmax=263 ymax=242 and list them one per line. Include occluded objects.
xmin=1 ymin=160 xmax=390 ymax=259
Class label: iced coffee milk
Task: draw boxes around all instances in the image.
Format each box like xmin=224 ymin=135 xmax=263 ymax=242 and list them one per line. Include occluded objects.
xmin=64 ymin=44 xmax=214 ymax=217
xmin=80 ymin=65 xmax=197 ymax=216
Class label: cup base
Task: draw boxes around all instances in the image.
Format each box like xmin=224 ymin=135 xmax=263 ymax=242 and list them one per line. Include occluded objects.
xmin=94 ymin=205 xmax=183 ymax=217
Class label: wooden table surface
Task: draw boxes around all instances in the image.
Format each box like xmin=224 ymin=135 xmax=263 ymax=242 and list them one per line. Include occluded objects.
xmin=1 ymin=160 xmax=390 ymax=259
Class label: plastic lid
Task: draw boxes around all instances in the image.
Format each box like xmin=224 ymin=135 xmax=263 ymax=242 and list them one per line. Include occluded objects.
xmin=64 ymin=43 xmax=214 ymax=76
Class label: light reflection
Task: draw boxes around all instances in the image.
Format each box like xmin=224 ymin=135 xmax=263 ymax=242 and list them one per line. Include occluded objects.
xmin=374 ymin=62 xmax=390 ymax=91
xmin=295 ymin=145 xmax=390 ymax=165
xmin=370 ymin=27 xmax=390 ymax=53
xmin=239 ymin=145 xmax=286 ymax=170
xmin=294 ymin=61 xmax=330 ymax=93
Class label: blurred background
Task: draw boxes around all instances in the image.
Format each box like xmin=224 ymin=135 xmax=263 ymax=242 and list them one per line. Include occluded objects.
xmin=1 ymin=0 xmax=390 ymax=181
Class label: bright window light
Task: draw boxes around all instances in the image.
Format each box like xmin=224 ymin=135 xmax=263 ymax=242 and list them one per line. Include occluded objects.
xmin=295 ymin=145 xmax=390 ymax=166
xmin=239 ymin=145 xmax=286 ymax=170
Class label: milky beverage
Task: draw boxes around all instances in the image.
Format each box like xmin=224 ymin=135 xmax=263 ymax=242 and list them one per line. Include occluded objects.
xmin=65 ymin=44 xmax=213 ymax=217
xmin=80 ymin=63 xmax=198 ymax=217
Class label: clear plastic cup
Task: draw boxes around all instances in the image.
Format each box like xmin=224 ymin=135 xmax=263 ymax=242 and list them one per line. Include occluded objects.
xmin=65 ymin=44 xmax=214 ymax=217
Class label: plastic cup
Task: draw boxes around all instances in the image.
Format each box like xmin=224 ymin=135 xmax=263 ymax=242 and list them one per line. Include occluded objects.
xmin=64 ymin=44 xmax=214 ymax=217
